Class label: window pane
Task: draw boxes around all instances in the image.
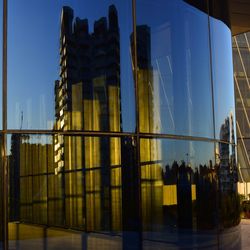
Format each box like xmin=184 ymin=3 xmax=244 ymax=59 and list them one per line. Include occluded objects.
xmin=140 ymin=138 xmax=218 ymax=248
xmin=8 ymin=0 xmax=135 ymax=132
xmin=210 ymin=17 xmax=236 ymax=142
xmin=217 ymin=142 xmax=240 ymax=249
xmin=8 ymin=134 xmax=124 ymax=228
xmin=237 ymin=138 xmax=250 ymax=182
xmin=136 ymin=0 xmax=213 ymax=138
xmin=8 ymin=133 xmax=126 ymax=248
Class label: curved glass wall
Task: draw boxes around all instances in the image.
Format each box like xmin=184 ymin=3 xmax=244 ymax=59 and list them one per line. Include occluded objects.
xmin=0 ymin=0 xmax=240 ymax=249
xmin=211 ymin=18 xmax=236 ymax=142
xmin=136 ymin=0 xmax=213 ymax=138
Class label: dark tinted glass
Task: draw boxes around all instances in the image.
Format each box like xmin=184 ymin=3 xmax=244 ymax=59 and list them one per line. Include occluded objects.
xmin=216 ymin=142 xmax=241 ymax=249
xmin=140 ymin=138 xmax=218 ymax=248
xmin=8 ymin=0 xmax=135 ymax=132
xmin=136 ymin=0 xmax=213 ymax=138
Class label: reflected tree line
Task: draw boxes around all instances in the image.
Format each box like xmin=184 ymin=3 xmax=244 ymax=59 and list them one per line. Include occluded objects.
xmin=8 ymin=3 xmax=240 ymax=242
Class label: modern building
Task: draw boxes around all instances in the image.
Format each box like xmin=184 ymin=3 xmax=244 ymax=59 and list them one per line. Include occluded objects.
xmin=1 ymin=0 xmax=250 ymax=250
xmin=233 ymin=32 xmax=250 ymax=196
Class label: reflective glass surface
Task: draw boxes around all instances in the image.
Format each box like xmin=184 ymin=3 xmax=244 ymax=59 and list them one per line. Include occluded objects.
xmin=216 ymin=142 xmax=239 ymax=226
xmin=135 ymin=0 xmax=213 ymax=138
xmin=2 ymin=0 xmax=241 ymax=249
xmin=216 ymin=142 xmax=241 ymax=249
xmin=140 ymin=138 xmax=218 ymax=248
xmin=8 ymin=134 xmax=124 ymax=232
xmin=210 ymin=17 xmax=236 ymax=142
xmin=8 ymin=0 xmax=135 ymax=132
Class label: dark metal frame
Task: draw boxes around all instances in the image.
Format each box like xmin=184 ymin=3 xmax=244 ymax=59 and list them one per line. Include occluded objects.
xmin=2 ymin=0 xmax=8 ymax=249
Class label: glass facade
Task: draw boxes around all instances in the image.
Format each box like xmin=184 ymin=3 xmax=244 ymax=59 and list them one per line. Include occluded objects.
xmin=233 ymin=32 xmax=250 ymax=196
xmin=0 ymin=0 xmax=241 ymax=249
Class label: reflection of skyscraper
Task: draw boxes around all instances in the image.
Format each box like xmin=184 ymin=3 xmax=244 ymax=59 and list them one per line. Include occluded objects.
xmin=53 ymin=5 xmax=122 ymax=231
xmin=219 ymin=115 xmax=237 ymax=192
xmin=131 ymin=26 xmax=164 ymax=230
xmin=9 ymin=135 xmax=53 ymax=225
xmin=54 ymin=5 xmax=121 ymax=170
xmin=132 ymin=25 xmax=161 ymax=134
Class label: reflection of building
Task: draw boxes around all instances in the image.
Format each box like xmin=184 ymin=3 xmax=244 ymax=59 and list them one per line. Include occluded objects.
xmin=54 ymin=5 xmax=121 ymax=173
xmin=9 ymin=135 xmax=53 ymax=225
xmin=219 ymin=118 xmax=231 ymax=192
xmin=131 ymin=25 xmax=163 ymax=230
xmin=55 ymin=5 xmax=121 ymax=131
xmin=54 ymin=5 xmax=122 ymax=231
xmin=219 ymin=115 xmax=237 ymax=192
xmin=10 ymin=5 xmax=123 ymax=232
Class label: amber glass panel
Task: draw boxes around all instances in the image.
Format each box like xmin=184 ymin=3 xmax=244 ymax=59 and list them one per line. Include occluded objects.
xmin=8 ymin=134 xmax=123 ymax=235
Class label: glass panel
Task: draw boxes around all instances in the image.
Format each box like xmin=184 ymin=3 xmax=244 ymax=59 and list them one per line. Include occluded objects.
xmin=217 ymin=142 xmax=241 ymax=249
xmin=135 ymin=0 xmax=213 ymax=138
xmin=233 ymin=32 xmax=250 ymax=138
xmin=8 ymin=0 xmax=135 ymax=132
xmin=140 ymin=138 xmax=218 ymax=249
xmin=8 ymin=134 xmax=126 ymax=249
xmin=234 ymin=33 xmax=248 ymax=48
xmin=235 ymin=78 xmax=250 ymax=137
xmin=210 ymin=17 xmax=236 ymax=142
xmin=237 ymin=138 xmax=250 ymax=183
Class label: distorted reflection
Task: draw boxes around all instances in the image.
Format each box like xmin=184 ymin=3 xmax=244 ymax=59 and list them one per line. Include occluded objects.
xmin=210 ymin=17 xmax=236 ymax=140
xmin=135 ymin=0 xmax=213 ymax=137
xmin=217 ymin=114 xmax=240 ymax=230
